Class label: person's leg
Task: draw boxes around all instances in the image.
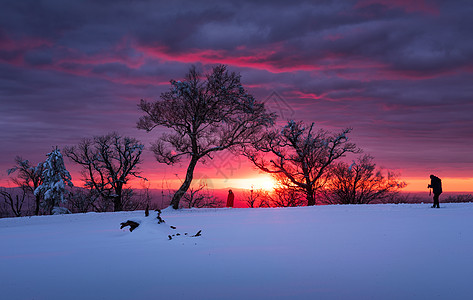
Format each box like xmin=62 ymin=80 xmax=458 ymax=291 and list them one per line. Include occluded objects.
xmin=433 ymin=194 xmax=440 ymax=208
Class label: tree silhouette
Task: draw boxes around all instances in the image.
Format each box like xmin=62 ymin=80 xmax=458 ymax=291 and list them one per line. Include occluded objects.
xmin=322 ymin=155 xmax=406 ymax=204
xmin=138 ymin=65 xmax=275 ymax=209
xmin=7 ymin=156 xmax=44 ymax=215
xmin=64 ymin=133 xmax=144 ymax=212
xmin=245 ymin=120 xmax=360 ymax=206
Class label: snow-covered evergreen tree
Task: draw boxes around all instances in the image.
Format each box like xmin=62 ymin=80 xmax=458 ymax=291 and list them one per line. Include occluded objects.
xmin=35 ymin=147 xmax=73 ymax=214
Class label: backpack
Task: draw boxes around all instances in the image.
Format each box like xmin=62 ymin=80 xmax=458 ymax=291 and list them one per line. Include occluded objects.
xmin=431 ymin=176 xmax=442 ymax=195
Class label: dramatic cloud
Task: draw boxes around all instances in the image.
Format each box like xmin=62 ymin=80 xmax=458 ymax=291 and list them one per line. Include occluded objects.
xmin=1 ymin=0 xmax=472 ymax=189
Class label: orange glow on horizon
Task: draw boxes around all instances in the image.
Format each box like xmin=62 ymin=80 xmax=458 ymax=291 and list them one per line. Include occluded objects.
xmin=2 ymin=174 xmax=471 ymax=193
xmin=402 ymin=177 xmax=473 ymax=192
xmin=123 ymin=174 xmax=279 ymax=191
xmin=226 ymin=175 xmax=278 ymax=191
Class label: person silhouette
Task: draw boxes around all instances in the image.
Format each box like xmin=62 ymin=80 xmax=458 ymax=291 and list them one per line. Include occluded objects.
xmin=226 ymin=189 xmax=234 ymax=208
xmin=428 ymin=174 xmax=442 ymax=208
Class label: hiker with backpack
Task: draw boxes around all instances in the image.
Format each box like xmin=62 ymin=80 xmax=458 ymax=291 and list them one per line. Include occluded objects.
xmin=428 ymin=175 xmax=442 ymax=208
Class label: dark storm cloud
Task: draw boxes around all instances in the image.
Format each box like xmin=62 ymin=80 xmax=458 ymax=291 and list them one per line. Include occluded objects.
xmin=1 ymin=0 xmax=472 ymax=184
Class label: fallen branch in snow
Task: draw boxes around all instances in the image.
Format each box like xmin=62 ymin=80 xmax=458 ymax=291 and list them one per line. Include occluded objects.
xmin=120 ymin=220 xmax=140 ymax=232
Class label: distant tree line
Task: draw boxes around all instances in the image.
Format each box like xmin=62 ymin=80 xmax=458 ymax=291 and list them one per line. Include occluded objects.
xmin=4 ymin=64 xmax=450 ymax=218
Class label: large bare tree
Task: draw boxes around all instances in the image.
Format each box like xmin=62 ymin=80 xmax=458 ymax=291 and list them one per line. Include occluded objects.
xmin=322 ymin=155 xmax=406 ymax=204
xmin=245 ymin=120 xmax=360 ymax=206
xmin=64 ymin=132 xmax=144 ymax=211
xmin=138 ymin=65 xmax=276 ymax=209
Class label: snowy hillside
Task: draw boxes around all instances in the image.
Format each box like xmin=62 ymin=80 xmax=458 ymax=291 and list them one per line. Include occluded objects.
xmin=1 ymin=204 xmax=473 ymax=300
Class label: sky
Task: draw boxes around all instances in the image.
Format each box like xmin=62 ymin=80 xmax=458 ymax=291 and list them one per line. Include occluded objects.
xmin=1 ymin=0 xmax=472 ymax=192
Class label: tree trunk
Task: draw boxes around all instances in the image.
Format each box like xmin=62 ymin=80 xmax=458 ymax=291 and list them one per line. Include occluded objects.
xmin=170 ymin=157 xmax=199 ymax=209
xmin=306 ymin=187 xmax=316 ymax=206
xmin=113 ymin=184 xmax=123 ymax=212
xmin=113 ymin=196 xmax=123 ymax=211
xmin=35 ymin=194 xmax=41 ymax=215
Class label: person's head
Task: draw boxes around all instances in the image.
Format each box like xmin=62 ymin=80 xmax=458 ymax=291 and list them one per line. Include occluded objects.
xmin=228 ymin=189 xmax=232 ymax=194
xmin=430 ymin=174 xmax=435 ymax=179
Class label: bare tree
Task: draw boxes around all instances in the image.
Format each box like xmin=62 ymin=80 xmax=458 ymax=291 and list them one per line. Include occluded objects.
xmin=181 ymin=182 xmax=221 ymax=208
xmin=138 ymin=65 xmax=276 ymax=209
xmin=0 ymin=187 xmax=28 ymax=217
xmin=0 ymin=198 xmax=9 ymax=218
xmin=322 ymin=155 xmax=406 ymax=204
xmin=244 ymin=187 xmax=270 ymax=208
xmin=266 ymin=186 xmax=306 ymax=207
xmin=7 ymin=156 xmax=44 ymax=215
xmin=121 ymin=188 xmax=144 ymax=211
xmin=245 ymin=120 xmax=360 ymax=206
xmin=139 ymin=179 xmax=153 ymax=210
xmin=91 ymin=193 xmax=114 ymax=212
xmin=64 ymin=132 xmax=144 ymax=212
xmin=66 ymin=188 xmax=99 ymax=213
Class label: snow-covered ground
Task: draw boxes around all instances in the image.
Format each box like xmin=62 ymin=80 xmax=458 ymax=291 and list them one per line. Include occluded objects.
xmin=1 ymin=203 xmax=473 ymax=300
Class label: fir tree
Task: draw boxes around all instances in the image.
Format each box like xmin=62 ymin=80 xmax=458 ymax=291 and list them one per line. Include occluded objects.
xmin=35 ymin=147 xmax=73 ymax=214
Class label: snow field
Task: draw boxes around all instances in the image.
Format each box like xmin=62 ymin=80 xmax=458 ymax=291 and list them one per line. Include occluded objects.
xmin=1 ymin=203 xmax=473 ymax=299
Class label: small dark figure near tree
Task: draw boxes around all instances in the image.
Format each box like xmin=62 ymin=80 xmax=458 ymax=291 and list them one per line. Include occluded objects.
xmin=428 ymin=174 xmax=442 ymax=208
xmin=226 ymin=190 xmax=234 ymax=208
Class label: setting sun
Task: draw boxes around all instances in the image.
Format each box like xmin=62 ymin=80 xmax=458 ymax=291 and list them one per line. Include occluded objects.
xmin=229 ymin=175 xmax=277 ymax=191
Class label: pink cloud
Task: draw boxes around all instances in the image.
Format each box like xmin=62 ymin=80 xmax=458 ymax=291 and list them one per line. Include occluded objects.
xmin=135 ymin=43 xmax=319 ymax=73
xmin=324 ymin=34 xmax=344 ymax=41
xmin=288 ymin=91 xmax=326 ymax=100
xmin=0 ymin=34 xmax=52 ymax=52
xmin=0 ymin=33 xmax=52 ymax=65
